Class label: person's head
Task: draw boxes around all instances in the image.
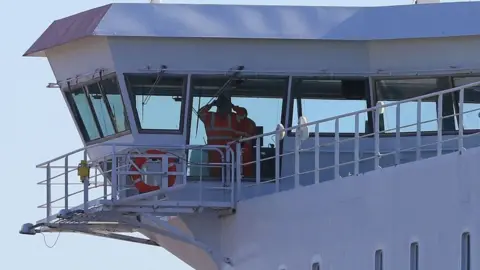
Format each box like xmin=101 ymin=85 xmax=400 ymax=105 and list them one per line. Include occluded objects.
xmin=235 ymin=107 xmax=247 ymax=120
xmin=216 ymin=94 xmax=232 ymax=114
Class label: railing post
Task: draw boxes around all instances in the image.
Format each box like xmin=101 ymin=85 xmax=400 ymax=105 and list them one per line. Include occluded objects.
xmin=334 ymin=118 xmax=340 ymax=180
xmin=83 ymin=150 xmax=88 ymax=211
xmin=459 ymin=88 xmax=465 ymax=153
xmin=416 ymin=99 xmax=422 ymax=161
xmin=46 ymin=163 xmax=51 ymax=222
xmin=236 ymin=143 xmax=242 ymax=201
xmin=437 ymin=94 xmax=443 ymax=156
xmin=199 ymin=149 xmax=203 ymax=202
xmin=354 ymin=114 xmax=359 ymax=175
xmin=103 ymin=157 xmax=108 ymax=199
xmin=162 ymin=154 xmax=169 ymax=188
xmin=275 ymin=131 xmax=281 ymax=192
xmin=94 ymin=167 xmax=98 ymax=187
xmin=226 ymin=148 xmax=231 ymax=187
xmin=294 ymin=131 xmax=300 ymax=187
xmin=182 ymin=150 xmax=188 ymax=187
xmin=374 ymin=106 xmax=380 ymax=170
xmin=229 ymin=147 xmax=235 ymax=205
xmin=199 ymin=150 xmax=203 ymax=203
xmin=395 ymin=104 xmax=401 ymax=165
xmin=314 ymin=123 xmax=320 ymax=183
xmin=64 ymin=156 xmax=68 ymax=210
xmin=111 ymin=145 xmax=117 ymax=201
xmin=256 ymin=138 xmax=261 ymax=186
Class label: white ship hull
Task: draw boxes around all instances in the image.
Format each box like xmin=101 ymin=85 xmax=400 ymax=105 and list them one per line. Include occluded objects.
xmin=140 ymin=147 xmax=478 ymax=270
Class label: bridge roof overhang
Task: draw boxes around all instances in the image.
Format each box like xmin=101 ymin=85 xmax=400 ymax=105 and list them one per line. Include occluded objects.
xmin=24 ymin=2 xmax=480 ymax=57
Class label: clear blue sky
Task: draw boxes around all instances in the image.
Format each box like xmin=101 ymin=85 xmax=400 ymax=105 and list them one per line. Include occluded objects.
xmin=0 ymin=0 xmax=468 ymax=269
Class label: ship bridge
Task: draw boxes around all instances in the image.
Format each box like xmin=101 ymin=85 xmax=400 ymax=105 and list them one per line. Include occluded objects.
xmin=19 ymin=2 xmax=480 ymax=270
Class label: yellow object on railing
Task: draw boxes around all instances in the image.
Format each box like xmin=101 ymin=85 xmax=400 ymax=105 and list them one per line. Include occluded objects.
xmin=77 ymin=160 xmax=90 ymax=182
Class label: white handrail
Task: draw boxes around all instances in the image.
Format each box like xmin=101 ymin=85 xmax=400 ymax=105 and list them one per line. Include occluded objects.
xmin=234 ymin=80 xmax=480 ymax=143
xmin=36 ymin=143 xmax=233 ymax=168
xmin=36 ymin=143 xmax=236 ymax=223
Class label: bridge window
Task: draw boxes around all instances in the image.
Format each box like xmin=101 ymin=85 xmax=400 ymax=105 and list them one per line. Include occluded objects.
xmin=312 ymin=262 xmax=320 ymax=270
xmin=66 ymin=75 xmax=129 ymax=143
xmin=125 ymin=74 xmax=186 ymax=132
xmin=101 ymin=77 xmax=129 ymax=133
xmin=291 ymin=78 xmax=370 ymax=134
xmin=87 ymin=82 xmax=116 ymax=137
xmin=189 ymin=75 xmax=288 ymax=146
xmin=188 ymin=75 xmax=288 ymax=178
xmin=375 ymin=78 xmax=454 ymax=133
xmin=453 ymin=76 xmax=480 ymax=131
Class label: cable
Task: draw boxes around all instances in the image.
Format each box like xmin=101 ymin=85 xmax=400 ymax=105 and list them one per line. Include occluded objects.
xmin=41 ymin=231 xmax=61 ymax=248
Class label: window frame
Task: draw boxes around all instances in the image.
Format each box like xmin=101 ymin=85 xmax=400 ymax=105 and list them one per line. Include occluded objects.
xmin=185 ymin=74 xmax=290 ymax=145
xmin=64 ymin=73 xmax=131 ymax=144
xmin=287 ymin=76 xmax=374 ymax=137
xmin=372 ymin=74 xmax=480 ymax=137
xmin=124 ymin=73 xmax=188 ymax=134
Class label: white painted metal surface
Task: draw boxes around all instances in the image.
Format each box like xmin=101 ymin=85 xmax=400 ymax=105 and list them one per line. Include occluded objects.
xmin=19 ymin=2 xmax=480 ymax=270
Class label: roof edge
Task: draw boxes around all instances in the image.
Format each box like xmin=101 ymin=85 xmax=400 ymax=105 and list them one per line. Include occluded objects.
xmin=23 ymin=4 xmax=112 ymax=57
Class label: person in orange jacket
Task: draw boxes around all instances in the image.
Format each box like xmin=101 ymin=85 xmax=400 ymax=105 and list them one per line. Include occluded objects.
xmin=198 ymin=95 xmax=238 ymax=178
xmin=233 ymin=105 xmax=257 ymax=178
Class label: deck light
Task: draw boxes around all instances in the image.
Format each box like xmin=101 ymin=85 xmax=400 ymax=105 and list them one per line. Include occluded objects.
xmin=46 ymin=83 xmax=59 ymax=88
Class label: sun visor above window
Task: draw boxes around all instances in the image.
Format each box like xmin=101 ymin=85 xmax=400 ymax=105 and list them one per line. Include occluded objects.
xmin=294 ymin=79 xmax=367 ymax=100
xmin=341 ymin=80 xmax=367 ymax=99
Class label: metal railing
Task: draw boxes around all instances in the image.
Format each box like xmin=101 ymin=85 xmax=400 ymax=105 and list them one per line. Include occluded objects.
xmin=233 ymin=80 xmax=480 ymax=199
xmin=35 ymin=80 xmax=480 ymax=220
xmin=36 ymin=143 xmax=235 ymax=223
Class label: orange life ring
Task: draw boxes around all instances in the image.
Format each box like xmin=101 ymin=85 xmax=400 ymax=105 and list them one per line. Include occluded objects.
xmin=129 ymin=149 xmax=177 ymax=194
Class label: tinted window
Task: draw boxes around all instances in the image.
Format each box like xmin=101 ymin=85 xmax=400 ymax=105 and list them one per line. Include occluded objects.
xmin=291 ymin=78 xmax=370 ymax=133
xmin=125 ymin=74 xmax=186 ymax=131
xmin=375 ymin=78 xmax=454 ymax=132
xmin=453 ymin=76 xmax=480 ymax=131
xmin=70 ymin=88 xmax=101 ymax=141
xmin=66 ymin=74 xmax=129 ymax=142
xmin=101 ymin=77 xmax=128 ymax=133
xmin=189 ymin=75 xmax=288 ymax=147
xmin=86 ymin=82 xmax=116 ymax=137
xmin=188 ymin=75 xmax=288 ymax=178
